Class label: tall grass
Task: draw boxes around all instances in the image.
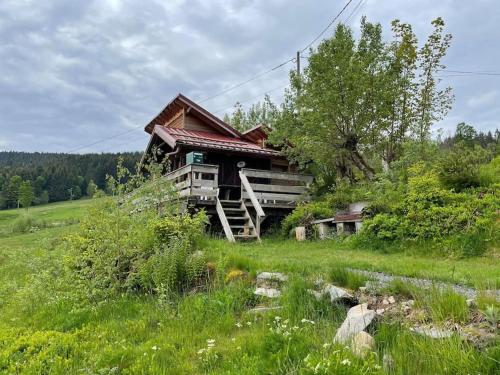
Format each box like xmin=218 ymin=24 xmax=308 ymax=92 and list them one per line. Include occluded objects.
xmin=328 ymin=264 xmax=369 ymax=290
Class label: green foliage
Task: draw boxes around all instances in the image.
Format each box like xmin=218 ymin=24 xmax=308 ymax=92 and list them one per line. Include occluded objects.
xmin=478 ymin=156 xmax=500 ymax=187
xmin=270 ymin=17 xmax=452 ymax=182
xmin=439 ymin=142 xmax=492 ymax=190
xmin=328 ymin=264 xmax=369 ymax=290
xmin=18 ymin=180 xmax=34 ymax=209
xmin=360 ymin=163 xmax=499 ymax=256
xmin=0 ymin=151 xmax=141 ymax=209
xmin=281 ymin=201 xmax=333 ymax=236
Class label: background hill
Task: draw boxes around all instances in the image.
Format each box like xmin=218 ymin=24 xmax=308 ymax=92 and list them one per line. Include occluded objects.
xmin=0 ymin=151 xmax=141 ymax=209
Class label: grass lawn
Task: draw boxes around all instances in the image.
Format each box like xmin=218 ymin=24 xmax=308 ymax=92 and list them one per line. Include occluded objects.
xmin=208 ymin=239 xmax=500 ymax=288
xmin=0 ymin=199 xmax=498 ymax=374
xmin=0 ymin=198 xmax=97 ymax=235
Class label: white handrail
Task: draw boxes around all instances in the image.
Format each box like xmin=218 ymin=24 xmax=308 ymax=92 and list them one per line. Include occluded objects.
xmin=239 ymin=171 xmax=265 ymax=217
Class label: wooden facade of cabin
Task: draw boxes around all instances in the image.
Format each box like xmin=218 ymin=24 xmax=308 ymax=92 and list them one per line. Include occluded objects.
xmin=141 ymin=94 xmax=312 ymax=241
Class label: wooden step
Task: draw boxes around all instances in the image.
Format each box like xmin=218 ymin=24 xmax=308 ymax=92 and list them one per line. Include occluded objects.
xmin=230 ymin=224 xmax=254 ymax=229
xmin=223 ymin=207 xmax=245 ymax=212
xmin=226 ymin=216 xmax=247 ymax=220
xmin=234 ymin=234 xmax=258 ymax=239
xmin=219 ymin=200 xmax=240 ymax=205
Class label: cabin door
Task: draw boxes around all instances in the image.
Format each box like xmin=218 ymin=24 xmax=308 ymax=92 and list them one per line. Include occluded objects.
xmin=219 ymin=159 xmax=241 ymax=200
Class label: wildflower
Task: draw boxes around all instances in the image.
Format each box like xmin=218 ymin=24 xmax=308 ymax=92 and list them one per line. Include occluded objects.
xmin=323 ymin=342 xmax=331 ymax=349
xmin=341 ymin=359 xmax=351 ymax=366
xmin=207 ymin=339 xmax=215 ymax=347
xmin=151 ymin=345 xmax=159 ymax=351
xmin=235 ymin=322 xmax=243 ymax=328
xmin=301 ymin=318 xmax=315 ymax=324
xmin=231 ymin=337 xmax=236 ymax=342
xmin=274 ymin=316 xmax=281 ymax=321
xmin=197 ymin=348 xmax=206 ymax=355
xmin=292 ymin=326 xmax=299 ymax=330
xmin=246 ymin=321 xmax=252 ymax=326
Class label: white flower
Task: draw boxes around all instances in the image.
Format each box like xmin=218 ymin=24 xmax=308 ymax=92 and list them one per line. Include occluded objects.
xmin=274 ymin=316 xmax=281 ymax=321
xmin=323 ymin=342 xmax=331 ymax=349
xmin=292 ymin=326 xmax=299 ymax=330
xmin=246 ymin=321 xmax=252 ymax=326
xmin=301 ymin=318 xmax=315 ymax=324
xmin=151 ymin=345 xmax=159 ymax=351
xmin=341 ymin=359 xmax=351 ymax=366
xmin=207 ymin=339 xmax=215 ymax=347
xmin=231 ymin=337 xmax=236 ymax=342
xmin=235 ymin=322 xmax=243 ymax=328
xmin=197 ymin=348 xmax=206 ymax=355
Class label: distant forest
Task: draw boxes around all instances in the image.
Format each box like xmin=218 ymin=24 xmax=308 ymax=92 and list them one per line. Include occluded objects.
xmin=0 ymin=152 xmax=141 ymax=209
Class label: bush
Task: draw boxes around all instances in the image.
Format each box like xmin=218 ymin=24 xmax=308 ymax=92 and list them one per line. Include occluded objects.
xmin=67 ymin=198 xmax=209 ymax=299
xmin=360 ymin=163 xmax=499 ymax=256
xmin=281 ymin=201 xmax=333 ymax=236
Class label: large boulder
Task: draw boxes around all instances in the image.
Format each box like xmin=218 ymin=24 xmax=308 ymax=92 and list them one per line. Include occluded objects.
xmin=334 ymin=303 xmax=376 ymax=344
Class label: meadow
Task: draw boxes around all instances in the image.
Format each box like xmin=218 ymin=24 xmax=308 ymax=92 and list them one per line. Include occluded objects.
xmin=0 ymin=199 xmax=498 ymax=374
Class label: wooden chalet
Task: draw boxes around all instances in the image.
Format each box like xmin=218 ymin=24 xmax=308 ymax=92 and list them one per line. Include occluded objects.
xmin=142 ymin=93 xmax=312 ymax=241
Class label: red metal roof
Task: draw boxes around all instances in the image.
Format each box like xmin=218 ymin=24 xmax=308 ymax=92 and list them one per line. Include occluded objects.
xmin=154 ymin=126 xmax=281 ymax=156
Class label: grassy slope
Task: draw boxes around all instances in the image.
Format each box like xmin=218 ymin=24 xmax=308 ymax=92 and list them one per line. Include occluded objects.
xmin=208 ymin=239 xmax=500 ymax=288
xmin=0 ymin=200 xmax=498 ymax=374
xmin=0 ymin=199 xmax=96 ymax=235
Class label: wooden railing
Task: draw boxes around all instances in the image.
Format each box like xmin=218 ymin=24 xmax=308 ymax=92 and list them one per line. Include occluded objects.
xmin=164 ymin=163 xmax=218 ymax=199
xmin=239 ymin=168 xmax=313 ymax=207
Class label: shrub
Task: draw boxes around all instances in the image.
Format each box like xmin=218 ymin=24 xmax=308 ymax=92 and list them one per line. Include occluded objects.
xmin=360 ymin=163 xmax=500 ymax=256
xmin=67 ymin=198 xmax=209 ymax=299
xmin=281 ymin=201 xmax=333 ymax=236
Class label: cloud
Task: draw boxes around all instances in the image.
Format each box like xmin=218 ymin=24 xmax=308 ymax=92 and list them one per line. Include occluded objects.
xmin=0 ymin=0 xmax=499 ymax=153
xmin=467 ymin=91 xmax=498 ymax=108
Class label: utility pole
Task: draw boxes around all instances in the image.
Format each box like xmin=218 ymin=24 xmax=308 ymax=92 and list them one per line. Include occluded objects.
xmin=296 ymin=51 xmax=300 ymax=75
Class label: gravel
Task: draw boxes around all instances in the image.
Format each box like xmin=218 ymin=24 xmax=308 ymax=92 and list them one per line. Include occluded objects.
xmin=347 ymin=268 xmax=500 ymax=300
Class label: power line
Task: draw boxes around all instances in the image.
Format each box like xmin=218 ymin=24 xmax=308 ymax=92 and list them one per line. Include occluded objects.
xmin=444 ymin=70 xmax=500 ymax=76
xmin=196 ymin=58 xmax=294 ymax=104
xmin=301 ymin=0 xmax=353 ymax=52
xmin=344 ymin=0 xmax=366 ymax=24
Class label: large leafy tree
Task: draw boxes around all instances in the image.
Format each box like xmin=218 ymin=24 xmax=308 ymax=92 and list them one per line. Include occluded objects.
xmin=270 ymin=17 xmax=453 ymax=181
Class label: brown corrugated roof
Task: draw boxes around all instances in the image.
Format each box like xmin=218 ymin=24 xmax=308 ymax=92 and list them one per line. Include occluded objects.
xmin=154 ymin=126 xmax=281 ymax=156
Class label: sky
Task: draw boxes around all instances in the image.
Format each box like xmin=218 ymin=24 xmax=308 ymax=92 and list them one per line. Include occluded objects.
xmin=0 ymin=0 xmax=499 ymax=153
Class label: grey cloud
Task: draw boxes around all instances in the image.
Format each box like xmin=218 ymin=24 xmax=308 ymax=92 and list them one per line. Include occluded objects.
xmin=0 ymin=0 xmax=498 ymax=153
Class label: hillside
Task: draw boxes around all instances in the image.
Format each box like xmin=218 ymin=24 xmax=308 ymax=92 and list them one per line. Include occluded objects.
xmin=0 ymin=151 xmax=141 ymax=209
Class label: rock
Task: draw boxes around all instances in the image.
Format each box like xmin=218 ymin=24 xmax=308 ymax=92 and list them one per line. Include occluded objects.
xmin=411 ymin=326 xmax=454 ymax=339
xmin=466 ymin=299 xmax=475 ymax=307
xmin=256 ymin=272 xmax=288 ymax=283
xmin=388 ymin=296 xmax=396 ymax=304
xmin=382 ymin=298 xmax=389 ymax=305
xmin=248 ymin=306 xmax=282 ymax=313
xmin=376 ymin=308 xmax=385 ymax=315
xmin=334 ymin=303 xmax=376 ymax=344
xmin=359 ymin=286 xmax=367 ymax=293
xmin=350 ymin=331 xmax=375 ymax=358
xmin=254 ymin=287 xmax=281 ymax=298
xmin=323 ymin=284 xmax=358 ymax=304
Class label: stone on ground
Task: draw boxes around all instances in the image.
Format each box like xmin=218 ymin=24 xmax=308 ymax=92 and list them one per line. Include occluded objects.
xmin=351 ymin=331 xmax=375 ymax=358
xmin=411 ymin=326 xmax=454 ymax=339
xmin=334 ymin=303 xmax=376 ymax=344
xmin=323 ymin=284 xmax=358 ymax=304
xmin=248 ymin=306 xmax=282 ymax=313
xmin=256 ymin=272 xmax=288 ymax=283
xmin=254 ymin=287 xmax=281 ymax=298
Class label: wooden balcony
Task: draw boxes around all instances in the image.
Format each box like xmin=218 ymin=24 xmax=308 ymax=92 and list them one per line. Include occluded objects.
xmin=164 ymin=163 xmax=313 ymax=241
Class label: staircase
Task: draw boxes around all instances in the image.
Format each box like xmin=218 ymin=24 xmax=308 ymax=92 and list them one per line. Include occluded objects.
xmin=215 ymin=198 xmax=259 ymax=242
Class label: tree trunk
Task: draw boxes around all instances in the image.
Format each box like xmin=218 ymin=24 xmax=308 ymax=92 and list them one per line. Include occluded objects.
xmin=349 ymin=150 xmax=375 ymax=180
